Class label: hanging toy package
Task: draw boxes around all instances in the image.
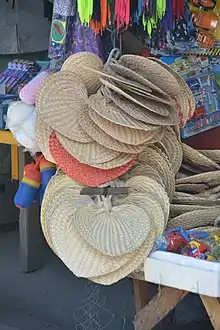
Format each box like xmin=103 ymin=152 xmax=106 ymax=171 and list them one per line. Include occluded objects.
xmin=160 ymin=54 xmax=220 ymax=138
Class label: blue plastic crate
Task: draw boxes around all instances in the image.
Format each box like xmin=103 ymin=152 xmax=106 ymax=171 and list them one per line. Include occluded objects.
xmin=0 ymin=95 xmax=18 ymax=130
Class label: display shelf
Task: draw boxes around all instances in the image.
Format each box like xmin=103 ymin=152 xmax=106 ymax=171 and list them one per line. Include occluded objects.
xmin=0 ymin=130 xmax=18 ymax=180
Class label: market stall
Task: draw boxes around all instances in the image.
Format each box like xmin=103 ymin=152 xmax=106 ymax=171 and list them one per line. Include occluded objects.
xmin=3 ymin=0 xmax=220 ymax=328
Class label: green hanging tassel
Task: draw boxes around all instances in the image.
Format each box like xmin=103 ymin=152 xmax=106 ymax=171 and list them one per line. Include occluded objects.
xmin=78 ymin=0 xmax=85 ymax=23
xmin=85 ymin=0 xmax=90 ymax=24
xmin=147 ymin=19 xmax=152 ymax=36
xmin=78 ymin=0 xmax=93 ymax=25
xmin=142 ymin=15 xmax=147 ymax=31
xmin=157 ymin=0 xmax=166 ymax=20
xmin=144 ymin=0 xmax=167 ymax=36
xmin=88 ymin=0 xmax=93 ymax=22
xmin=157 ymin=0 xmax=163 ymax=19
xmin=108 ymin=0 xmax=115 ymax=23
xmin=161 ymin=0 xmax=166 ymax=18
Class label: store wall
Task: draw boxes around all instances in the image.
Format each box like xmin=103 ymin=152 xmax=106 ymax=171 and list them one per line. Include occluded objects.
xmin=0 ymin=0 xmax=50 ymax=54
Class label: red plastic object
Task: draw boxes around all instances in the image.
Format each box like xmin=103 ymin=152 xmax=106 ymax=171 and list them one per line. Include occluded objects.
xmin=23 ymin=164 xmax=41 ymax=185
xmin=139 ymin=48 xmax=151 ymax=57
xmin=166 ymin=232 xmax=188 ymax=253
xmin=197 ymin=30 xmax=216 ymax=48
xmin=192 ymin=0 xmax=216 ymax=9
xmin=192 ymin=12 xmax=218 ymax=31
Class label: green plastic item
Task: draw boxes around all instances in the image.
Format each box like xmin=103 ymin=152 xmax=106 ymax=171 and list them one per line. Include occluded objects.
xmin=143 ymin=0 xmax=166 ymax=35
xmin=157 ymin=0 xmax=166 ymax=19
xmin=78 ymin=0 xmax=93 ymax=24
xmin=78 ymin=0 xmax=85 ymax=23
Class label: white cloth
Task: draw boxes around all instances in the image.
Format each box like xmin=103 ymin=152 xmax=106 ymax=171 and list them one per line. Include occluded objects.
xmin=6 ymin=101 xmax=40 ymax=154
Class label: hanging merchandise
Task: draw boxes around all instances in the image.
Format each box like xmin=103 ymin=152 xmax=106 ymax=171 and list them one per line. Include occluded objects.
xmin=70 ymin=14 xmax=103 ymax=58
xmin=39 ymin=157 xmax=56 ymax=204
xmin=114 ymin=0 xmax=130 ymax=29
xmin=47 ymin=0 xmax=220 ymax=60
xmin=14 ymin=156 xmax=42 ymax=209
xmin=177 ymin=0 xmax=220 ymax=55
xmin=19 ymin=71 xmax=50 ymax=106
xmin=48 ymin=0 xmax=103 ymax=61
xmin=0 ymin=60 xmax=41 ymax=95
xmin=48 ymin=0 xmax=76 ymax=60
xmin=142 ymin=0 xmax=167 ymax=40
xmin=78 ymin=0 xmax=94 ymax=25
xmin=141 ymin=0 xmax=220 ymax=56
xmin=28 ymin=47 xmax=220 ymax=286
xmin=161 ymin=55 xmax=220 ymax=138
xmin=19 ymin=59 xmax=62 ymax=106
xmin=14 ymin=155 xmax=56 ymax=208
xmin=14 ymin=0 xmax=220 ymax=288
xmin=34 ymin=51 xmax=194 ymax=284
xmin=90 ymin=0 xmax=109 ymax=32
xmin=143 ymin=0 xmax=198 ymax=54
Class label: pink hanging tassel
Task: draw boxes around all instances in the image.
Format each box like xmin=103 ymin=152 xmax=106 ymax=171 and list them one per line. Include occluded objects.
xmin=115 ymin=0 xmax=130 ymax=29
xmin=125 ymin=0 xmax=130 ymax=26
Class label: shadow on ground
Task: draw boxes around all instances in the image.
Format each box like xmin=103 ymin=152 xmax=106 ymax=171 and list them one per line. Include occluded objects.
xmin=0 ymin=225 xmax=214 ymax=330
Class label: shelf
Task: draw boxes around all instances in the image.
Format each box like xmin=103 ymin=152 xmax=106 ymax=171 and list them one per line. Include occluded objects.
xmin=0 ymin=130 xmax=17 ymax=146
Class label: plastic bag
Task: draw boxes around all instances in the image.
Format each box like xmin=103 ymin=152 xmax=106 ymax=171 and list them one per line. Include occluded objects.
xmin=5 ymin=101 xmax=40 ymax=154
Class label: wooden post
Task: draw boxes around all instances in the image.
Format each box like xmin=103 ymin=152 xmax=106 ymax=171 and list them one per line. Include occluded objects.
xmin=11 ymin=145 xmax=19 ymax=180
xmin=133 ymin=280 xmax=150 ymax=313
xmin=134 ymin=287 xmax=188 ymax=330
xmin=19 ymin=148 xmax=44 ymax=272
xmin=200 ymin=295 xmax=220 ymax=330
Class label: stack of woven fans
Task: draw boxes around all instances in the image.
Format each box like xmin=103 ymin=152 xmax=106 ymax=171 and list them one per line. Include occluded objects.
xmin=171 ymin=145 xmax=220 ymax=232
xmin=35 ymin=51 xmax=220 ymax=285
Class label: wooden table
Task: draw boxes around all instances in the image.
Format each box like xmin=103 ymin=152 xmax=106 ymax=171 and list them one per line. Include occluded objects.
xmin=133 ymin=279 xmax=220 ymax=330
xmin=133 ymin=128 xmax=220 ymax=329
xmin=0 ymin=130 xmax=44 ymax=273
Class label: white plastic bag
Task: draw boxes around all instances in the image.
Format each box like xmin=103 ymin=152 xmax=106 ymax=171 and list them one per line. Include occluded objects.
xmin=5 ymin=101 xmax=40 ymax=154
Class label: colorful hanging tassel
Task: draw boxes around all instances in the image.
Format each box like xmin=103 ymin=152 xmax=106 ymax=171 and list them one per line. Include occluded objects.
xmin=135 ymin=0 xmax=145 ymax=22
xmin=115 ymin=0 xmax=130 ymax=29
xmin=14 ymin=163 xmax=41 ymax=208
xmin=142 ymin=0 xmax=166 ymax=35
xmin=161 ymin=0 xmax=173 ymax=35
xmin=173 ymin=0 xmax=184 ymax=20
xmin=39 ymin=157 xmax=56 ymax=205
xmin=90 ymin=0 xmax=109 ymax=32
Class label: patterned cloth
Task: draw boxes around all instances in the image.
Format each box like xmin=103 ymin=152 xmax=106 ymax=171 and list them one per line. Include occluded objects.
xmin=48 ymin=10 xmax=104 ymax=61
xmin=48 ymin=0 xmax=115 ymax=62
xmin=71 ymin=14 xmax=102 ymax=58
xmin=53 ymin=0 xmax=76 ymax=16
